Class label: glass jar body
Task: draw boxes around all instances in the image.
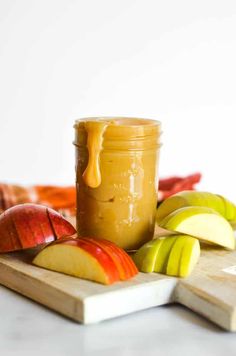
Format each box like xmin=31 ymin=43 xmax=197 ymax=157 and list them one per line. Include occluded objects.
xmin=74 ymin=118 xmax=161 ymax=250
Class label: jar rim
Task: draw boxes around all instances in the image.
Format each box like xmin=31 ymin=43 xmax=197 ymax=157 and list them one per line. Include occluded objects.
xmin=74 ymin=117 xmax=161 ymax=128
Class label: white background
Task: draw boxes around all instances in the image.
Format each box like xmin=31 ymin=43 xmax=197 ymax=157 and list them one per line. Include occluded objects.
xmin=0 ymin=0 xmax=236 ymax=199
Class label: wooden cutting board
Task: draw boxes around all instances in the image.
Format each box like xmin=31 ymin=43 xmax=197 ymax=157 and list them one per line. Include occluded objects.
xmin=0 ymin=245 xmax=236 ymax=330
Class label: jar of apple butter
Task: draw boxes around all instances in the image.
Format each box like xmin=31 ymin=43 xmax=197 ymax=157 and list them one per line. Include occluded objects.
xmin=74 ymin=117 xmax=161 ymax=250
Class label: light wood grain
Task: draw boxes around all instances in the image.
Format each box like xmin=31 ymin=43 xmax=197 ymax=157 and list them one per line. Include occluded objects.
xmin=175 ymin=247 xmax=236 ymax=331
xmin=0 ymin=249 xmax=176 ymax=324
xmin=1 ymin=245 xmax=236 ymax=330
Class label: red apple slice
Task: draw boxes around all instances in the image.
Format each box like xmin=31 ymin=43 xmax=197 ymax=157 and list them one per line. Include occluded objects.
xmin=99 ymin=239 xmax=139 ymax=277
xmin=83 ymin=237 xmax=131 ymax=280
xmin=77 ymin=238 xmax=120 ymax=283
xmin=0 ymin=209 xmax=22 ymax=251
xmin=97 ymin=238 xmax=138 ymax=276
xmin=0 ymin=204 xmax=76 ymax=252
xmin=33 ymin=237 xmax=120 ymax=285
xmin=47 ymin=208 xmax=76 ymax=239
xmin=88 ymin=238 xmax=138 ymax=279
xmin=13 ymin=204 xmax=55 ymax=247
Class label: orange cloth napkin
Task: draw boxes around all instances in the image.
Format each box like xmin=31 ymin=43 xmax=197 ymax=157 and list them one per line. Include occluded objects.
xmin=0 ymin=173 xmax=201 ymax=216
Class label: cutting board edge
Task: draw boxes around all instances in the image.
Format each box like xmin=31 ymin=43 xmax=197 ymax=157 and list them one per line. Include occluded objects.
xmin=82 ymin=277 xmax=177 ymax=324
xmin=0 ymin=261 xmax=85 ymax=323
xmin=175 ymin=281 xmax=236 ymax=331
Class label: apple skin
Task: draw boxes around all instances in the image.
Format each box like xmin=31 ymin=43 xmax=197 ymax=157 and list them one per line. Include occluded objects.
xmin=179 ymin=236 xmax=200 ymax=277
xmin=33 ymin=237 xmax=126 ymax=284
xmin=166 ymin=235 xmax=200 ymax=277
xmin=218 ymin=194 xmax=236 ymax=223
xmin=84 ymin=237 xmax=138 ymax=280
xmin=0 ymin=204 xmax=76 ymax=253
xmin=166 ymin=236 xmax=187 ymax=276
xmin=96 ymin=238 xmax=138 ymax=276
xmin=154 ymin=236 xmax=178 ymax=273
xmin=132 ymin=234 xmax=200 ymax=278
xmin=73 ymin=238 xmax=120 ymax=283
xmin=156 ymin=190 xmax=236 ymax=226
xmin=132 ymin=239 xmax=163 ymax=273
xmin=159 ymin=206 xmax=235 ymax=250
xmin=47 ymin=208 xmax=76 ymax=239
xmin=33 ymin=239 xmax=113 ymax=285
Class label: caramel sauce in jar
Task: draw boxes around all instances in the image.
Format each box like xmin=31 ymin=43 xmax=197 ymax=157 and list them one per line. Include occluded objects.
xmin=74 ymin=117 xmax=162 ymax=250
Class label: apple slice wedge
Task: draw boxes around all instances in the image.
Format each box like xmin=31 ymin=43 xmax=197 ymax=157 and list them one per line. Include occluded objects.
xmin=154 ymin=236 xmax=178 ymax=273
xmin=74 ymin=238 xmax=120 ymax=282
xmin=179 ymin=236 xmax=200 ymax=277
xmin=132 ymin=239 xmax=164 ymax=273
xmin=85 ymin=238 xmax=138 ymax=280
xmin=166 ymin=236 xmax=187 ymax=276
xmin=0 ymin=204 xmax=76 ymax=253
xmin=166 ymin=235 xmax=200 ymax=277
xmin=156 ymin=190 xmax=236 ymax=225
xmin=159 ymin=206 xmax=235 ymax=250
xmin=33 ymin=237 xmax=120 ymax=285
xmin=84 ymin=238 xmax=129 ymax=280
xmin=98 ymin=238 xmax=139 ymax=276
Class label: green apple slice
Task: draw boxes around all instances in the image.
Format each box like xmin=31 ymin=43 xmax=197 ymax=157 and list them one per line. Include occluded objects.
xmin=154 ymin=236 xmax=178 ymax=273
xmin=132 ymin=239 xmax=163 ymax=272
xmin=156 ymin=190 xmax=236 ymax=225
xmin=166 ymin=236 xmax=187 ymax=276
xmin=159 ymin=206 xmax=235 ymax=250
xmin=218 ymin=194 xmax=236 ymax=223
xmin=179 ymin=237 xmax=200 ymax=277
xmin=166 ymin=235 xmax=200 ymax=277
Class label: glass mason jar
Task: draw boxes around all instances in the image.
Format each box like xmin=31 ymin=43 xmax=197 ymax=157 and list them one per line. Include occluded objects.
xmin=74 ymin=117 xmax=162 ymax=250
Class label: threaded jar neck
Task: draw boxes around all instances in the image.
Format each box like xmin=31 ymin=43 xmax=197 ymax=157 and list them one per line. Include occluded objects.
xmin=74 ymin=117 xmax=162 ymax=151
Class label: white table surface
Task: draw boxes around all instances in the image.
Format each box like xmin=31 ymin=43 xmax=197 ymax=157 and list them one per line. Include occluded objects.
xmin=1 ymin=285 xmax=236 ymax=356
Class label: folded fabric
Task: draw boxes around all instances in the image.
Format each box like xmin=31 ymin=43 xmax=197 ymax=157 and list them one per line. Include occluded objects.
xmin=0 ymin=184 xmax=75 ymax=217
xmin=0 ymin=173 xmax=201 ymax=217
xmin=158 ymin=173 xmax=201 ymax=201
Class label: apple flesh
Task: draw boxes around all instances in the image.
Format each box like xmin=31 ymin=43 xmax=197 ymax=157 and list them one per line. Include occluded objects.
xmin=132 ymin=237 xmax=178 ymax=274
xmin=84 ymin=238 xmax=138 ymax=280
xmin=101 ymin=239 xmax=138 ymax=277
xmin=154 ymin=236 xmax=178 ymax=273
xmin=156 ymin=190 xmax=236 ymax=226
xmin=166 ymin=236 xmax=200 ymax=277
xmin=70 ymin=238 xmax=120 ymax=283
xmin=179 ymin=236 xmax=200 ymax=277
xmin=33 ymin=237 xmax=138 ymax=285
xmin=132 ymin=239 xmax=163 ymax=273
xmin=166 ymin=236 xmax=187 ymax=276
xmin=132 ymin=234 xmax=200 ymax=278
xmin=159 ymin=206 xmax=235 ymax=250
xmin=0 ymin=204 xmax=76 ymax=252
xmin=34 ymin=239 xmax=115 ymax=284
